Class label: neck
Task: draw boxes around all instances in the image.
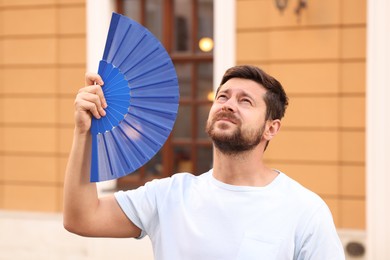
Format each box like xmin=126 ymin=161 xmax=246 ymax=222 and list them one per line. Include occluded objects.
xmin=212 ymin=145 xmax=277 ymax=187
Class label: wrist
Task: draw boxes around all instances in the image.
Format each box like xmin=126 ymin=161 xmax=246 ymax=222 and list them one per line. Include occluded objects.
xmin=74 ymin=126 xmax=91 ymax=137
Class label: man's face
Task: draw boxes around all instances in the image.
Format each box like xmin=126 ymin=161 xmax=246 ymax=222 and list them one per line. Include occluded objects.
xmin=205 ymin=78 xmax=268 ymax=155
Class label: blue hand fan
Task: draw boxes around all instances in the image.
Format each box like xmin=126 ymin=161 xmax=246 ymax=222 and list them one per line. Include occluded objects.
xmin=90 ymin=13 xmax=179 ymax=182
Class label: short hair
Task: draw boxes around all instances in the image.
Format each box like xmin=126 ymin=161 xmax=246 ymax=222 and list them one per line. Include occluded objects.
xmin=217 ymin=65 xmax=289 ymax=121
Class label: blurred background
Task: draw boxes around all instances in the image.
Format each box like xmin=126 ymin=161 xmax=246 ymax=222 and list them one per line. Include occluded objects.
xmin=0 ymin=0 xmax=388 ymax=259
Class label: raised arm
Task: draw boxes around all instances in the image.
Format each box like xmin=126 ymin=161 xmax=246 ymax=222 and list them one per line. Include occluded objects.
xmin=63 ymin=72 xmax=141 ymax=238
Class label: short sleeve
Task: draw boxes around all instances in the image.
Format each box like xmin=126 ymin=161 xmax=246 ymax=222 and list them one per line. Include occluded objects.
xmin=115 ymin=178 xmax=166 ymax=239
xmin=295 ymin=203 xmax=345 ymax=259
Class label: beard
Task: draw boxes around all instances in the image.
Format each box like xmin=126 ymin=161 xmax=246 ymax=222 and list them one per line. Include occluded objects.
xmin=206 ymin=111 xmax=265 ymax=156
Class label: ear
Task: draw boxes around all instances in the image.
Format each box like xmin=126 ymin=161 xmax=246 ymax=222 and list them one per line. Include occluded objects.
xmin=263 ymin=119 xmax=281 ymax=141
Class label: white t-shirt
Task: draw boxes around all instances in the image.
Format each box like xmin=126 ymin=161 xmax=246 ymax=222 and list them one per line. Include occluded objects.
xmin=115 ymin=170 xmax=345 ymax=260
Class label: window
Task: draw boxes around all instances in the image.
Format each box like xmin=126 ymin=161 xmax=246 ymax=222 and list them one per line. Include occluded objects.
xmin=116 ymin=0 xmax=214 ymax=189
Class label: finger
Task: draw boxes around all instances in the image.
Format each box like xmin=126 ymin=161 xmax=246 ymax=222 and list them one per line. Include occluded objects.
xmin=82 ymin=101 xmax=102 ymax=119
xmin=74 ymin=96 xmax=101 ymax=119
xmin=78 ymin=85 xmax=108 ymax=109
xmin=81 ymin=92 xmax=107 ymax=117
xmin=76 ymin=92 xmax=107 ymax=118
xmin=78 ymin=84 xmax=101 ymax=94
xmin=85 ymin=72 xmax=104 ymax=86
xmin=94 ymin=84 xmax=108 ymax=109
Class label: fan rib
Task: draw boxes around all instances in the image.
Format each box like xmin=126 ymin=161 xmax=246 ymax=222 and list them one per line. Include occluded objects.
xmin=122 ymin=118 xmax=159 ymax=147
xmin=106 ymin=101 xmax=130 ymax=113
xmin=102 ymin=134 xmax=115 ymax=177
xmin=90 ymin=135 xmax=99 ymax=181
xmin=117 ymin=124 xmax=147 ymax=160
xmin=103 ymin=70 xmax=123 ymax=88
xmin=130 ymin=79 xmax=176 ymax=90
xmin=126 ymin=61 xmax=169 ymax=82
xmin=116 ymin=34 xmax=148 ymax=69
xmin=104 ymin=83 xmax=129 ymax=96
xmin=102 ymin=14 xmax=120 ymax=61
xmin=122 ymin=47 xmax=159 ymax=75
xmin=110 ymin=128 xmax=133 ymax=171
xmin=131 ymin=96 xmax=178 ymax=101
xmin=128 ymin=112 xmax=170 ymax=132
xmin=109 ymin=24 xmax=133 ymax=64
xmin=105 ymin=68 xmax=120 ymax=85
xmin=104 ymin=108 xmax=124 ymax=128
xmin=106 ymin=95 xmax=131 ymax=101
xmin=131 ymin=103 xmax=177 ymax=116
xmin=101 ymin=112 xmax=116 ymax=131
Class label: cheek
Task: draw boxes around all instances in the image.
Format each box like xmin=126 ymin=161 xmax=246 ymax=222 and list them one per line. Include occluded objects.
xmin=207 ymin=105 xmax=219 ymax=120
xmin=205 ymin=111 xmax=214 ymax=127
xmin=244 ymin=114 xmax=265 ymax=129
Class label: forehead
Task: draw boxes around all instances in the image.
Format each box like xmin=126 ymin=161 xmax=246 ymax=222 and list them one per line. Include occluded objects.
xmin=218 ymin=78 xmax=267 ymax=99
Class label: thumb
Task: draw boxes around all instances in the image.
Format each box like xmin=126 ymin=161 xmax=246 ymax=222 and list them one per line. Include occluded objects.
xmin=85 ymin=72 xmax=104 ymax=86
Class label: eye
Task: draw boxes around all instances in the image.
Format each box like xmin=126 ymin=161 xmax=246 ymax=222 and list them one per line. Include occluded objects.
xmin=216 ymin=94 xmax=228 ymax=102
xmin=240 ymin=98 xmax=252 ymax=105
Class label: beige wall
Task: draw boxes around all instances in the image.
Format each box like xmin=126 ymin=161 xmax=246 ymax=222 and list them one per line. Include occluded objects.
xmin=0 ymin=0 xmax=86 ymax=212
xmin=236 ymin=0 xmax=366 ymax=229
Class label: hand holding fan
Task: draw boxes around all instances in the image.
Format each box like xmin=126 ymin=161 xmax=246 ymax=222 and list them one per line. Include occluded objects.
xmin=90 ymin=13 xmax=179 ymax=182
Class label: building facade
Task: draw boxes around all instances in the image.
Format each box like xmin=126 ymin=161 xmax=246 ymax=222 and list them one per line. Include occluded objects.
xmin=4 ymin=0 xmax=386 ymax=255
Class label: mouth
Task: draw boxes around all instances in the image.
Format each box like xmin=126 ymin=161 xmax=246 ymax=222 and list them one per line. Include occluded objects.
xmin=217 ymin=117 xmax=236 ymax=124
xmin=214 ymin=112 xmax=239 ymax=125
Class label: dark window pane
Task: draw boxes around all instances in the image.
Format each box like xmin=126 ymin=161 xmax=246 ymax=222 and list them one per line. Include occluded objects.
xmin=175 ymin=63 xmax=192 ymax=98
xmin=173 ymin=0 xmax=192 ymax=53
xmin=197 ymin=62 xmax=213 ymax=99
xmin=196 ymin=146 xmax=213 ymax=174
xmin=173 ymin=105 xmax=192 ymax=138
xmin=197 ymin=103 xmax=212 ymax=139
xmin=197 ymin=0 xmax=213 ymax=53
xmin=122 ymin=0 xmax=141 ymax=22
xmin=145 ymin=0 xmax=163 ymax=40
xmin=174 ymin=146 xmax=192 ymax=172
xmin=144 ymin=150 xmax=163 ymax=178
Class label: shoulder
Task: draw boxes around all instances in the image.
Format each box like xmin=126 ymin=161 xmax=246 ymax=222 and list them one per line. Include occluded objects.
xmin=132 ymin=170 xmax=211 ymax=195
xmin=275 ymin=172 xmax=333 ymax=227
xmin=277 ymin=172 xmax=326 ymax=208
xmin=276 ymin=172 xmax=343 ymax=257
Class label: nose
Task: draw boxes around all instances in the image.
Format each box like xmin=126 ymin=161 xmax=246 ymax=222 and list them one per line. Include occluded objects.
xmin=222 ymin=105 xmax=234 ymax=112
xmin=221 ymin=98 xmax=236 ymax=113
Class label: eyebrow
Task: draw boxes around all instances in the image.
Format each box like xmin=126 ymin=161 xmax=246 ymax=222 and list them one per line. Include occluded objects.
xmin=216 ymin=89 xmax=229 ymax=95
xmin=217 ymin=88 xmax=257 ymax=104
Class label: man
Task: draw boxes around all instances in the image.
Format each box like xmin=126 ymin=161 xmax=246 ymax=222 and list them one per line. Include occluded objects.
xmin=64 ymin=65 xmax=345 ymax=259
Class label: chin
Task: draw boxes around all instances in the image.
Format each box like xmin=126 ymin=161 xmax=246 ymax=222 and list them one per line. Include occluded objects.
xmin=215 ymin=121 xmax=236 ymax=131
xmin=209 ymin=129 xmax=238 ymax=143
xmin=212 ymin=127 xmax=236 ymax=137
xmin=205 ymin=119 xmax=239 ymax=140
